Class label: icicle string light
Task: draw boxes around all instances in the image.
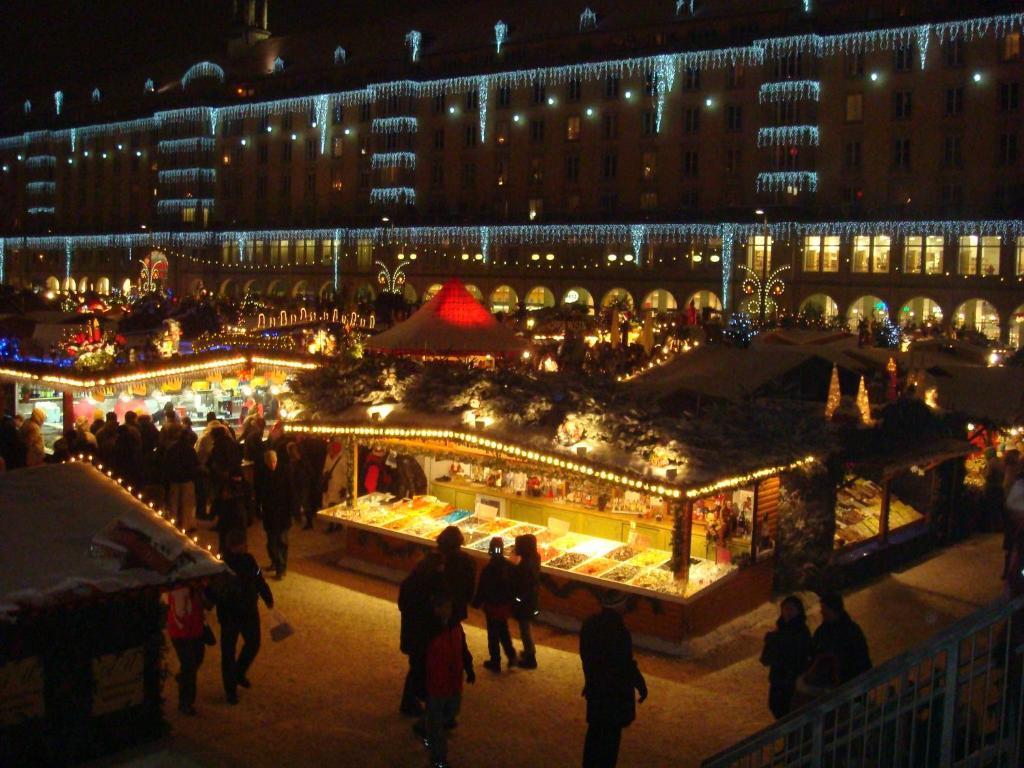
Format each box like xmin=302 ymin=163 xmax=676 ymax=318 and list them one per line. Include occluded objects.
xmin=478 ymin=77 xmax=490 ymax=142
xmin=494 ymin=21 xmax=508 ymax=55
xmin=181 ymin=62 xmax=225 ymax=89
xmin=756 ymin=171 xmax=818 ymax=193
xmin=25 ymin=181 xmax=57 ymax=193
xmin=369 ymin=187 xmax=416 ymax=204
xmin=25 ymin=156 xmax=56 ymax=168
xmin=332 ymin=229 xmax=341 ymax=290
xmin=479 ymin=226 xmax=490 ymax=264
xmin=145 ymin=78 xmax=155 ymax=93
xmin=406 ymin=30 xmax=422 ymax=62
xmin=156 ymin=199 xmax=215 ymax=212
xmin=315 ymin=94 xmax=330 ymax=154
xmin=157 ymin=168 xmax=217 ymax=183
xmin=654 ymin=55 xmax=676 ymax=133
xmin=720 ymin=225 xmax=735 ymax=310
xmin=0 ymin=240 xmax=5 ymax=284
xmin=756 ymin=125 xmax=820 ymax=147
xmin=630 ymin=224 xmax=647 ymax=267
xmin=158 ymin=137 xmax=216 ymax=153
xmin=334 ymin=47 xmax=347 ymax=65
xmin=370 ymin=152 xmax=416 ymax=169
xmin=7 ymin=220 xmax=1024 ymax=260
xmin=758 ymin=80 xmax=821 ymax=103
xmin=65 ymin=238 xmax=72 ymax=281
xmin=579 ymin=8 xmax=597 ymax=31
xmin=54 ymin=91 xmax=63 ymax=116
xmin=371 ymin=117 xmax=418 ymax=133
xmin=28 ymin=207 xmax=55 ymax=215
xmin=91 ymin=88 xmax=101 ymax=104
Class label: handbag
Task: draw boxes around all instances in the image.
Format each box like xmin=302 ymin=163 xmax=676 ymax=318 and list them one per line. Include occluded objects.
xmin=269 ymin=608 xmax=294 ymax=642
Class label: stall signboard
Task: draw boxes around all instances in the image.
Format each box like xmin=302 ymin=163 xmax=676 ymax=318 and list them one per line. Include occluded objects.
xmin=91 ymin=647 xmax=145 ymax=716
xmin=0 ymin=656 xmax=45 ymax=727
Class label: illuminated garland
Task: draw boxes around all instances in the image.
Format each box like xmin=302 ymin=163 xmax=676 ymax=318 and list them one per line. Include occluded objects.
xmin=756 ymin=125 xmax=820 ymax=147
xmin=315 ymin=94 xmax=330 ymax=154
xmin=720 ymin=225 xmax=735 ymax=310
xmin=756 ymin=171 xmax=818 ymax=193
xmin=158 ymin=137 xmax=215 ymax=153
xmin=25 ymin=155 xmax=56 ymax=168
xmin=334 ymin=47 xmax=347 ymax=65
xmin=156 ymin=198 xmax=214 ymax=212
xmin=26 ymin=181 xmax=57 ymax=193
xmin=494 ymin=21 xmax=508 ymax=54
xmin=758 ymin=81 xmax=821 ymax=103
xmin=92 ymin=88 xmax=101 ymax=103
xmin=579 ymin=8 xmax=597 ymax=31
xmin=54 ymin=90 xmax=63 ymax=116
xmin=27 ymin=207 xmax=55 ymax=215
xmin=371 ymin=117 xmax=418 ymax=133
xmin=157 ymin=168 xmax=217 ymax=183
xmin=181 ymin=62 xmax=225 ymax=89
xmin=23 ymin=100 xmax=31 ymax=115
xmin=369 ymin=187 xmax=416 ymax=204
xmin=478 ymin=78 xmax=489 ymax=142
xmin=65 ymin=238 xmax=72 ymax=281
xmin=370 ymin=152 xmax=416 ymax=169
xmin=406 ymin=30 xmax=422 ymax=63
xmin=0 ymin=240 xmax=4 ymax=283
xmin=685 ymin=456 xmax=817 ymax=499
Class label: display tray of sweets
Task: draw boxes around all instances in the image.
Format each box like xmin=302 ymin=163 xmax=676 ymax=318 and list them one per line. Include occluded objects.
xmin=606 ymin=545 xmax=639 ymax=562
xmin=888 ymin=499 xmax=924 ymax=528
xmin=573 ymin=557 xmax=617 ymax=577
xmin=537 ymin=543 xmax=561 ymax=563
xmin=545 ymin=552 xmax=590 ymax=570
xmin=504 ymin=524 xmax=545 ymax=539
xmin=442 ymin=509 xmax=473 ymax=525
xmin=602 ymin=564 xmax=642 ymax=583
xmin=477 ymin=518 xmax=516 ymax=534
xmin=470 ymin=534 xmax=516 ymax=552
xmin=382 ymin=515 xmax=418 ymax=531
xmin=625 ymin=549 xmax=672 ymax=568
xmin=569 ymin=538 xmax=619 ymax=559
xmin=404 ymin=517 xmax=447 ymax=538
xmin=630 ymin=567 xmax=683 ymax=595
xmin=549 ymin=533 xmax=586 ymax=550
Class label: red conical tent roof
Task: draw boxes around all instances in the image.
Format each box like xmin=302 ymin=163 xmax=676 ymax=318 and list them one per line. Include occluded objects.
xmin=366 ymin=279 xmax=530 ymax=358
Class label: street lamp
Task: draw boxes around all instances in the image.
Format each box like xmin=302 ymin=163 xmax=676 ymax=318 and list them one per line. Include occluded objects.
xmin=754 ymin=209 xmax=769 ymax=325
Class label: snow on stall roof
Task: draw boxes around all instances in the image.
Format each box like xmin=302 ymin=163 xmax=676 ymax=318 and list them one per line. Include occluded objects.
xmin=921 ymin=365 xmax=1024 ymax=426
xmin=0 ymin=462 xmax=225 ymax=618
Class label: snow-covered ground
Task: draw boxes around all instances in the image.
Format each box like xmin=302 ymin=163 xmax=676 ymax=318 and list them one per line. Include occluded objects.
xmin=91 ymin=526 xmax=1004 ymax=768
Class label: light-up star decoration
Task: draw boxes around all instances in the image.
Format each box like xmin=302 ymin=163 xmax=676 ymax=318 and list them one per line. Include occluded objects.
xmin=376 ymin=260 xmax=409 ymax=295
xmin=739 ymin=264 xmax=790 ymax=318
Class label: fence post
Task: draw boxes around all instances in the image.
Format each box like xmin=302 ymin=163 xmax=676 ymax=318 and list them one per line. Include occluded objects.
xmin=938 ymin=639 xmax=960 ymax=765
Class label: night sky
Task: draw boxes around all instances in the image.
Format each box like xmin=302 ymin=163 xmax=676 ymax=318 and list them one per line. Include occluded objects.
xmin=0 ymin=0 xmax=419 ymax=102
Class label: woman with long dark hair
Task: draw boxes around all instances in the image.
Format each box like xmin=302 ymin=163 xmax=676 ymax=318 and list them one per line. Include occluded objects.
xmin=760 ymin=594 xmax=813 ymax=718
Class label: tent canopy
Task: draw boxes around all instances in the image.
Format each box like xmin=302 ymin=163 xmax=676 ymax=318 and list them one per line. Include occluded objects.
xmin=367 ymin=279 xmax=530 ymax=358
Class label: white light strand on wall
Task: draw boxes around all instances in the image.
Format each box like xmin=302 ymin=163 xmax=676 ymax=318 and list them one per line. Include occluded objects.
xmin=181 ymin=62 xmax=226 ymax=89
xmin=371 ymin=117 xmax=418 ymax=133
xmin=720 ymin=225 xmax=735 ymax=310
xmin=54 ymin=91 xmax=63 ymax=116
xmin=756 ymin=171 xmax=818 ymax=193
xmin=369 ymin=187 xmax=416 ymax=205
xmin=756 ymin=125 xmax=820 ymax=147
xmin=26 ymin=181 xmax=57 ymax=193
xmin=145 ymin=78 xmax=155 ymax=93
xmin=23 ymin=100 xmax=31 ymax=115
xmin=478 ymin=77 xmax=489 ymax=142
xmin=479 ymin=226 xmax=490 ymax=264
xmin=25 ymin=156 xmax=56 ymax=168
xmin=630 ymin=224 xmax=647 ymax=267
xmin=406 ymin=30 xmax=422 ymax=63
xmin=315 ymin=94 xmax=330 ymax=154
xmin=273 ymin=57 xmax=285 ymax=74
xmin=334 ymin=47 xmax=347 ymax=65
xmin=917 ymin=25 xmax=930 ymax=69
xmin=332 ymin=229 xmax=341 ymax=290
xmin=0 ymin=240 xmax=5 ymax=283
xmin=156 ymin=199 xmax=214 ymax=212
xmin=28 ymin=207 xmax=55 ymax=215
xmin=370 ymin=152 xmax=416 ymax=169
xmin=494 ymin=21 xmax=508 ymax=55
xmin=157 ymin=168 xmax=217 ymax=183
xmin=65 ymin=238 xmax=72 ymax=281
xmin=676 ymin=0 xmax=695 ymax=14
xmin=579 ymin=8 xmax=597 ymax=30
xmin=157 ymin=137 xmax=216 ymax=153
xmin=758 ymin=80 xmax=821 ymax=103
xmin=654 ymin=55 xmax=676 ymax=133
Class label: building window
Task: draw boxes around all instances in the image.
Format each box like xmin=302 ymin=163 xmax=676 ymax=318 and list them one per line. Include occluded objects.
xmin=845 ymin=93 xmax=863 ymax=122
xmin=1017 ymin=236 xmax=1024 ymax=275
xmin=682 ymin=150 xmax=698 ymax=178
xmin=1001 ymin=134 xmax=1020 ymax=166
xmin=306 ymin=139 xmax=316 ymax=161
xmin=894 ymin=46 xmax=914 ymax=71
xmin=433 ymin=129 xmax=444 ymax=150
xmin=529 ymin=120 xmax=545 ymax=143
xmin=640 ymin=191 xmax=657 ymax=211
xmin=641 ymin=110 xmax=656 ymax=136
xmin=1002 ymin=32 xmax=1022 ymax=61
xmin=727 ymin=64 xmax=745 ymax=89
xmin=943 ymin=135 xmax=962 ymax=167
xmin=528 ymin=198 xmax=543 ymax=221
xmin=958 ymin=235 xmax=1001 ymax=275
xmin=774 ymin=52 xmax=802 ymax=80
xmin=941 ymin=183 xmax=962 ymax=208
xmin=531 ymin=81 xmax=545 ymax=105
xmin=893 ymin=138 xmax=911 ymax=170
xmin=464 ymin=124 xmax=477 ymax=148
xmin=802 ymin=236 xmax=840 ymax=272
xmin=726 ymin=105 xmax=742 ymax=131
xmin=465 ymin=89 xmax=479 ymax=111
xmin=602 ymin=153 xmax=617 ymax=179
xmin=893 ymin=90 xmax=913 ymax=119
xmin=305 ymin=173 xmax=316 ymax=194
xmin=461 ymin=162 xmax=476 ymax=188
xmin=853 ymin=236 xmax=871 ymax=273
xmin=602 ymin=113 xmax=618 ymax=139
xmin=605 ymin=76 xmax=620 ymax=99
xmin=331 ymin=171 xmax=343 ymax=192
xmin=747 ymin=236 xmax=772 ymax=272
xmin=683 ymin=107 xmax=700 ymax=133
xmin=498 ymin=86 xmax=511 ymax=108
xmin=725 ymin=147 xmax=741 ymax=175
xmin=683 ymin=67 xmax=700 ymax=90
xmin=256 ymin=176 xmax=267 ymax=199
xmin=566 ymin=115 xmax=581 ymax=141
xmin=1000 ymin=82 xmax=1020 ymax=112
xmin=565 ymin=155 xmax=580 ymax=182
xmin=360 ymin=103 xmax=371 ymax=122
xmin=431 ymin=163 xmax=443 ymax=187
xmin=845 ymin=52 xmax=865 ymax=78
xmin=873 ymin=235 xmax=891 ymax=273
xmin=922 ymin=235 xmax=945 ymax=274
xmin=280 ymin=174 xmax=291 ymax=197
xmin=332 ymin=136 xmax=344 ymax=158
xmin=495 ymin=121 xmax=509 ymax=145
xmin=944 ymin=38 xmax=964 ymax=67
xmin=530 ymin=157 xmax=543 ymax=185
xmin=945 ymin=87 xmax=964 ymax=116
xmin=567 ymin=78 xmax=581 ymax=102
xmin=642 ymin=151 xmax=656 ymax=180
xmin=844 ymin=141 xmax=862 ymax=170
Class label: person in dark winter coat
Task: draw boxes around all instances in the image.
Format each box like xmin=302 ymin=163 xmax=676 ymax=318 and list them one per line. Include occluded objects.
xmin=417 ymin=592 xmax=475 ymax=768
xmin=216 ymin=530 xmax=274 ymax=704
xmin=208 ymin=425 xmax=241 ymax=509
xmin=259 ymin=449 xmax=292 ymax=578
xmin=166 ymin=584 xmax=208 ymax=715
xmin=809 ymin=592 xmax=872 ymax=688
xmin=760 ymin=595 xmax=813 ymax=718
xmin=431 ymin=526 xmax=476 ymax=624
xmin=161 ymin=422 xmax=199 ymax=533
xmin=0 ymin=413 xmax=26 ymax=469
xmin=512 ymin=533 xmax=541 ymax=669
xmin=285 ymin=441 xmax=308 ymax=525
xmin=580 ymin=591 xmax=648 ymax=768
xmin=112 ymin=422 xmax=144 ymax=489
xmin=399 ymin=554 xmax=444 ymax=716
xmin=393 ymin=453 xmax=428 ymax=499
xmin=472 ymin=537 xmax=517 ymax=672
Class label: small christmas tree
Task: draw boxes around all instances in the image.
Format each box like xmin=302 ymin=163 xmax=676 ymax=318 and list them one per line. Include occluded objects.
xmin=824 ymin=364 xmax=841 ymax=420
xmin=856 ymin=375 xmax=872 ymax=425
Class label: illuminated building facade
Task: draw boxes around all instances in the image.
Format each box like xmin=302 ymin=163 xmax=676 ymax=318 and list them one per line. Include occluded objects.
xmin=0 ymin=1 xmax=1023 ymax=342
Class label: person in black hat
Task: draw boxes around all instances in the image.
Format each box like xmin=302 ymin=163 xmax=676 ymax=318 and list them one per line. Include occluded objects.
xmin=579 ymin=590 xmax=648 ymax=768
xmin=472 ymin=537 xmax=517 ymax=672
xmin=809 ymin=592 xmax=872 ymax=688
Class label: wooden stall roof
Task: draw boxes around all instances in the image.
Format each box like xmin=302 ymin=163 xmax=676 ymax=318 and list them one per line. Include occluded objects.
xmin=843 ymin=438 xmax=973 ymax=480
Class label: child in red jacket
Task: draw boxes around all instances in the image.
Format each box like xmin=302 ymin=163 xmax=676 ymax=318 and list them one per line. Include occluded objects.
xmin=418 ymin=592 xmax=475 ymax=768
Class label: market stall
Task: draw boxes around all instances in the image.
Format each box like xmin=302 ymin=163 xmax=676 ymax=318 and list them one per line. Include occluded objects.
xmin=0 ymin=461 xmax=225 ymax=765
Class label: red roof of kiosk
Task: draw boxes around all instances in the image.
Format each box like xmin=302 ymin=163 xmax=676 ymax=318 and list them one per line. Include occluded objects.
xmin=366 ymin=279 xmax=530 ymax=358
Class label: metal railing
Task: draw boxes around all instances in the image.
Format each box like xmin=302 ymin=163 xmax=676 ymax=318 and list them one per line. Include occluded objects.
xmin=703 ymin=596 xmax=1024 ymax=768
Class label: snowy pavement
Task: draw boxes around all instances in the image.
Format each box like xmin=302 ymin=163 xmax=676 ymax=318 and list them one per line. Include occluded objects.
xmin=90 ymin=527 xmax=1005 ymax=768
